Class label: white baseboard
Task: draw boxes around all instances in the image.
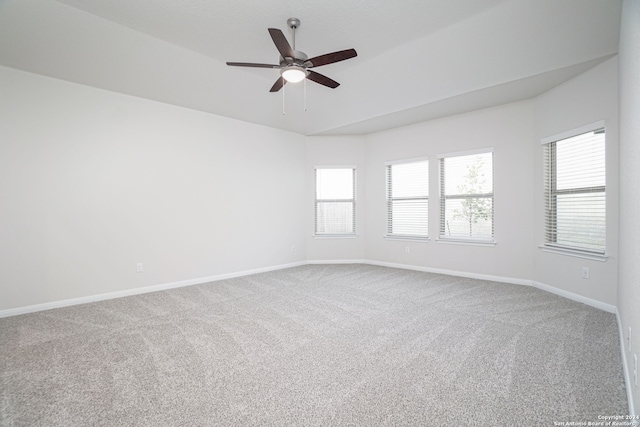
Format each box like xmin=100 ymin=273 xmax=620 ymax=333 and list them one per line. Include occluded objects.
xmin=357 ymin=260 xmax=616 ymax=314
xmin=306 ymin=259 xmax=368 ymax=265
xmin=616 ymin=308 xmax=637 ymax=417
xmin=0 ymin=259 xmax=616 ymax=318
xmin=363 ymin=260 xmax=533 ymax=286
xmin=0 ymin=261 xmax=307 ymax=319
xmin=531 ymin=281 xmax=616 ymax=313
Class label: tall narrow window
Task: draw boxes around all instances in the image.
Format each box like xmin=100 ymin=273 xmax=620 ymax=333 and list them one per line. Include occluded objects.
xmin=439 ymin=150 xmax=494 ymax=241
xmin=315 ymin=167 xmax=356 ymax=236
xmin=386 ymin=159 xmax=429 ymax=238
xmin=542 ymin=124 xmax=605 ymax=255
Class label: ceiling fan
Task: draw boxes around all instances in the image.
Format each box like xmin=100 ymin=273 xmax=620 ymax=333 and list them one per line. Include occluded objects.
xmin=226 ymin=18 xmax=357 ymax=92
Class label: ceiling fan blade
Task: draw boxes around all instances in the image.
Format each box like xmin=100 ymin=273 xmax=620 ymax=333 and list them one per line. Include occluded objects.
xmin=307 ymin=49 xmax=357 ymax=68
xmin=226 ymin=62 xmax=280 ymax=69
xmin=269 ymin=76 xmax=287 ymax=92
xmin=307 ymin=70 xmax=340 ymax=89
xmin=268 ymin=28 xmax=295 ymax=59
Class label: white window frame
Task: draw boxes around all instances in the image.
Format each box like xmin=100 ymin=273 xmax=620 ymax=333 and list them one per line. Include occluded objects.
xmin=385 ymin=157 xmax=429 ymax=240
xmin=438 ymin=148 xmax=495 ymax=245
xmin=314 ymin=166 xmax=357 ymax=238
xmin=540 ymin=121 xmax=607 ymax=260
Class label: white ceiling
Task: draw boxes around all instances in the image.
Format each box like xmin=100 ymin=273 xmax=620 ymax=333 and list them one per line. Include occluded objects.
xmin=0 ymin=0 xmax=622 ymax=135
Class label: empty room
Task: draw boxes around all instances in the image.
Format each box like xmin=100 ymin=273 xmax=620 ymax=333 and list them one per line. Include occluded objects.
xmin=1 ymin=0 xmax=639 ymax=425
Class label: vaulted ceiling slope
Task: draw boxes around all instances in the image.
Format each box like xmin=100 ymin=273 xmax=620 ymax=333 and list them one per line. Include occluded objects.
xmin=0 ymin=0 xmax=621 ymax=135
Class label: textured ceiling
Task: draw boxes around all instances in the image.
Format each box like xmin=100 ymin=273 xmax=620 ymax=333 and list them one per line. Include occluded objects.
xmin=0 ymin=0 xmax=622 ymax=135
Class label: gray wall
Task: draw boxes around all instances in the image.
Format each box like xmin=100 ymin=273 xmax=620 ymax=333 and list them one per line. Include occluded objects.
xmin=0 ymin=66 xmax=307 ymax=311
xmin=2 ymin=55 xmax=621 ymax=313
xmin=361 ymin=101 xmax=535 ymax=282
xmin=0 ymin=56 xmax=621 ymax=315
xmin=618 ymin=0 xmax=640 ymax=414
xmin=533 ymin=58 xmax=619 ymax=306
xmin=305 ymin=57 xmax=620 ymax=310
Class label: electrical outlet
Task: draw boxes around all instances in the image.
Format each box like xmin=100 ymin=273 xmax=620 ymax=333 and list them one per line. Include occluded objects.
xmin=581 ymin=267 xmax=589 ymax=279
xmin=136 ymin=263 xmax=143 ymax=273
xmin=291 ymin=245 xmax=297 ymax=253
xmin=405 ymin=246 xmax=410 ymax=254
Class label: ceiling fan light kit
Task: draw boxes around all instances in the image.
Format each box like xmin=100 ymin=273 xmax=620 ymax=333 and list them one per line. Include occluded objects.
xmin=281 ymin=65 xmax=308 ymax=83
xmin=226 ymin=18 xmax=357 ymax=93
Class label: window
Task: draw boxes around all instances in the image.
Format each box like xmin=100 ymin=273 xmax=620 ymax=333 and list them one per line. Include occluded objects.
xmin=315 ymin=167 xmax=356 ymax=236
xmin=439 ymin=150 xmax=494 ymax=241
xmin=386 ymin=159 xmax=429 ymax=238
xmin=542 ymin=123 xmax=605 ymax=255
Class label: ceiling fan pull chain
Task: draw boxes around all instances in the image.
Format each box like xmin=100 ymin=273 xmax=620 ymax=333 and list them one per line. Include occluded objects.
xmin=282 ymin=81 xmax=286 ymax=115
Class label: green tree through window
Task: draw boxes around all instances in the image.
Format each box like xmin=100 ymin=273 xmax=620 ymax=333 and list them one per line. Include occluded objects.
xmin=439 ymin=151 xmax=493 ymax=240
xmin=453 ymin=156 xmax=492 ymax=237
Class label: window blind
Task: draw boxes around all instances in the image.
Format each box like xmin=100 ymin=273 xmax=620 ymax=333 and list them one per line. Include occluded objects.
xmin=386 ymin=159 xmax=428 ymax=238
xmin=439 ymin=151 xmax=494 ymax=241
xmin=315 ymin=168 xmax=356 ymax=235
xmin=543 ymin=127 xmax=605 ymax=254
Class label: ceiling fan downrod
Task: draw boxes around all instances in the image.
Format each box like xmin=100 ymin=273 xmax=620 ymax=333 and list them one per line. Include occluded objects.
xmin=287 ymin=17 xmax=300 ymax=51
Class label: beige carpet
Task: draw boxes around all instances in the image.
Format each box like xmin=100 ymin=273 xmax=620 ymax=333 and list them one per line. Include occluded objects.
xmin=0 ymin=264 xmax=628 ymax=426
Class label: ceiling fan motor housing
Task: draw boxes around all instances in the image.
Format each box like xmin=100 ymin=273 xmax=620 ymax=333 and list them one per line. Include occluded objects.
xmin=280 ymin=51 xmax=310 ymax=66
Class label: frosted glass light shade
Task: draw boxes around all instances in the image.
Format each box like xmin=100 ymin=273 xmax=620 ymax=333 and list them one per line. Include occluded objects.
xmin=281 ymin=66 xmax=307 ymax=83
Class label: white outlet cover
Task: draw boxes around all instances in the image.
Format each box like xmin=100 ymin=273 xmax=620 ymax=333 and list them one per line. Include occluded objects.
xmin=581 ymin=267 xmax=589 ymax=279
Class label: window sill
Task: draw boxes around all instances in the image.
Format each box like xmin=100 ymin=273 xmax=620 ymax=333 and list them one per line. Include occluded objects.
xmin=384 ymin=235 xmax=430 ymax=242
xmin=436 ymin=238 xmax=496 ymax=247
xmin=313 ymin=234 xmax=358 ymax=239
xmin=538 ymin=245 xmax=608 ymax=262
